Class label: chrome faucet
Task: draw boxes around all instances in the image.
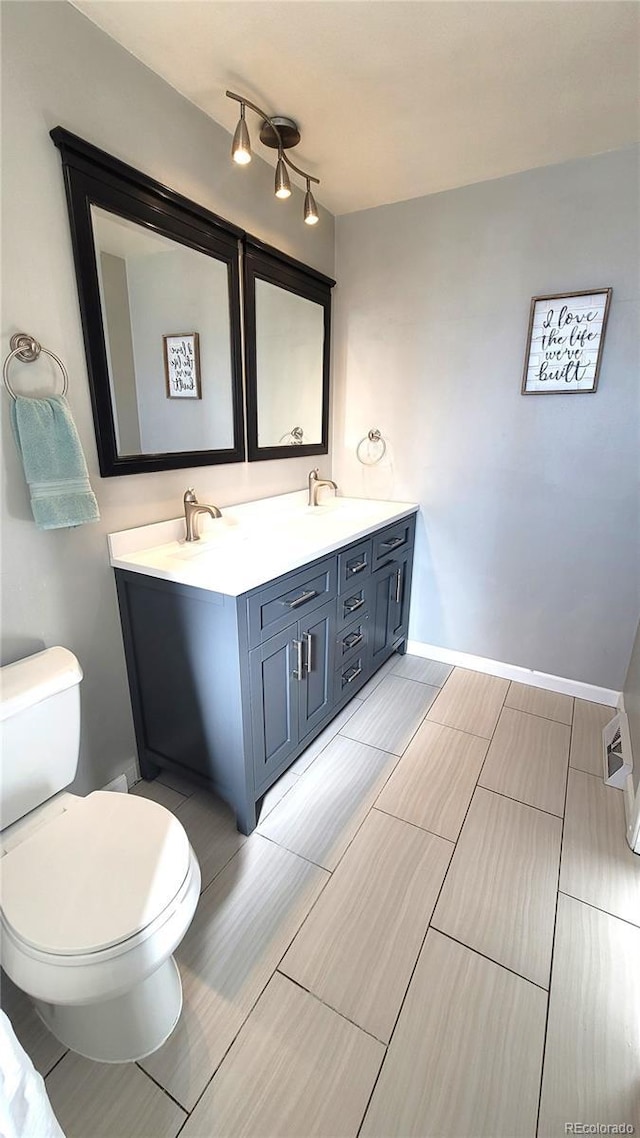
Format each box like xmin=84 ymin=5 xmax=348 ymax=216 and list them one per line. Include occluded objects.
xmin=308 ymin=468 xmax=338 ymax=507
xmin=183 ymin=488 xmax=221 ymax=542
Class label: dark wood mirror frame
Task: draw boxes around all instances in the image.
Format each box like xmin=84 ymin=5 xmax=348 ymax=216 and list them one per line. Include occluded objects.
xmin=244 ymin=239 xmax=335 ymax=462
xmin=51 ymin=127 xmax=246 ymax=476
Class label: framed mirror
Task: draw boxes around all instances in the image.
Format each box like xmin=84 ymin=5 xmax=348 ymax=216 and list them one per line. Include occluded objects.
xmin=244 ymin=240 xmax=335 ymax=462
xmin=51 ymin=128 xmax=245 ymax=476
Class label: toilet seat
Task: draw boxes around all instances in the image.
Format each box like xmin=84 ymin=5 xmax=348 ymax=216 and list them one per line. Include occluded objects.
xmin=0 ymin=791 xmax=191 ymax=956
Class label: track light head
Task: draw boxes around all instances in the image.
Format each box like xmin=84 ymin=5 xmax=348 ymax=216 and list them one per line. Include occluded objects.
xmin=231 ymin=104 xmax=251 ymax=165
xmin=304 ymin=181 xmax=319 ymax=226
xmin=275 ymin=154 xmax=292 ymax=199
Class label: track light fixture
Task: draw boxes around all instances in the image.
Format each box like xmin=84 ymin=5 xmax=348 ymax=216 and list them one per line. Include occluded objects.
xmin=227 ymin=91 xmax=320 ymax=226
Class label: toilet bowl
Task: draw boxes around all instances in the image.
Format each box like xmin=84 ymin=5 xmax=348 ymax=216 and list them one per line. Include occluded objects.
xmin=0 ymin=648 xmax=201 ymax=1063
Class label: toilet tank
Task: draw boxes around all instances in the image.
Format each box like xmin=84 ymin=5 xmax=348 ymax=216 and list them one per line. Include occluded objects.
xmin=0 ymin=647 xmax=83 ymax=831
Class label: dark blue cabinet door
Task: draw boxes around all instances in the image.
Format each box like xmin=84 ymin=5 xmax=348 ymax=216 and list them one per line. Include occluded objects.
xmin=371 ymin=562 xmax=397 ymax=667
xmin=299 ymin=599 xmax=337 ymax=738
xmin=371 ymin=549 xmax=412 ymax=665
xmin=249 ymin=625 xmax=299 ymax=789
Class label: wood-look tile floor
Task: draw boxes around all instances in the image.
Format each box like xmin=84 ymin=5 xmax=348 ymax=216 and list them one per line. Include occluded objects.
xmin=5 ymin=660 xmax=639 ymax=1138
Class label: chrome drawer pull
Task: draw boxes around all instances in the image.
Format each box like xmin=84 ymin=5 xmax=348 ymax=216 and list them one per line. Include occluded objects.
xmin=293 ymin=639 xmax=304 ymax=681
xmin=395 ymin=567 xmax=402 ymax=604
xmin=343 ymin=664 xmax=362 ymax=685
xmin=305 ymin=632 xmax=313 ymax=673
xmin=344 ymin=596 xmax=364 ymax=614
xmin=381 ymin=536 xmax=404 ymax=551
xmin=286 ymin=588 xmax=318 ymax=609
xmin=347 ymin=560 xmax=367 ymax=575
xmin=343 ymin=632 xmax=363 ymax=651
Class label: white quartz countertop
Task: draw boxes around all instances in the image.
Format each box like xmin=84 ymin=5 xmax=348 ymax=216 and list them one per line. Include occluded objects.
xmin=108 ymin=490 xmax=418 ymax=597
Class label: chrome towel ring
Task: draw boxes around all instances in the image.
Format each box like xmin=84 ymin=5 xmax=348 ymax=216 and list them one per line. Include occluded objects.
xmin=3 ymin=333 xmax=69 ymax=402
xmin=356 ymin=428 xmax=387 ymax=465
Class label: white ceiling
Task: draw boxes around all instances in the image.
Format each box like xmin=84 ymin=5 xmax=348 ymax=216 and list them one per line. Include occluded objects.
xmin=72 ymin=1 xmax=640 ymax=216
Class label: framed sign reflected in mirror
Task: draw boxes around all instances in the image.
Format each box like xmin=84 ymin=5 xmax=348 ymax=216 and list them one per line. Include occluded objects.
xmin=163 ymin=334 xmax=201 ymax=399
xmin=243 ymin=240 xmax=335 ymax=462
xmin=51 ymin=128 xmax=245 ymax=475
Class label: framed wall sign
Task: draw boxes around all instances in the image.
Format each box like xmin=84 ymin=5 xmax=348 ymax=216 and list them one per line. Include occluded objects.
xmin=521 ymin=288 xmax=612 ymax=395
xmin=163 ymin=333 xmax=201 ymax=399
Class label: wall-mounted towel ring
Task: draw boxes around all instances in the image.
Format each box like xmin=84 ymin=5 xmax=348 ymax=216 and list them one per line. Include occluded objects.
xmin=356 ymin=428 xmax=387 ymax=465
xmin=3 ymin=333 xmax=69 ymax=401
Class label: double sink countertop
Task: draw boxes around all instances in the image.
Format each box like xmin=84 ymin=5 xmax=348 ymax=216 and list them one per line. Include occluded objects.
xmin=108 ymin=490 xmax=419 ymax=597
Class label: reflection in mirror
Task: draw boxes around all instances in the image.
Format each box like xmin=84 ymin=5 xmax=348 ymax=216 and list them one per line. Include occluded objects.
xmin=91 ymin=207 xmax=235 ymax=457
xmin=244 ymin=244 xmax=334 ymax=462
xmin=255 ymin=280 xmax=324 ymax=449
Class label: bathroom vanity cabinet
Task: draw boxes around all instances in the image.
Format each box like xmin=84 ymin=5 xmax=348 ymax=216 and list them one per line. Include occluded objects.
xmin=114 ymin=509 xmax=416 ymax=834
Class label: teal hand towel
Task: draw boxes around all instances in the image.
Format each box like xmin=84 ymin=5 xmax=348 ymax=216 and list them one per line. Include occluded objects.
xmin=11 ymin=395 xmax=100 ymax=530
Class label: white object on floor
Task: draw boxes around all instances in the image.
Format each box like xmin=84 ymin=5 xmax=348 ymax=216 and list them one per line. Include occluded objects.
xmin=0 ymin=647 xmax=200 ymax=1063
xmin=0 ymin=1009 xmax=65 ymax=1138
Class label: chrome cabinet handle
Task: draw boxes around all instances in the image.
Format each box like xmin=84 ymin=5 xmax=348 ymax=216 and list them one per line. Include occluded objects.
xmin=343 ymin=631 xmax=363 ymax=650
xmin=344 ymin=596 xmax=364 ymax=614
xmin=395 ymin=567 xmax=402 ymax=604
xmin=381 ymin=536 xmax=404 ymax=551
xmin=347 ymin=560 xmax=367 ymax=575
xmin=305 ymin=632 xmax=313 ymax=673
xmin=286 ymin=588 xmax=318 ymax=609
xmin=293 ymin=639 xmax=304 ymax=681
xmin=343 ymin=663 xmax=362 ymax=685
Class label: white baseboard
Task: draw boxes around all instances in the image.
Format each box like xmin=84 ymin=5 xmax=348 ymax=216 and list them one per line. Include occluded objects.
xmin=103 ymin=774 xmax=128 ymax=794
xmin=102 ymin=758 xmax=140 ymax=794
xmin=407 ymin=640 xmax=620 ymax=707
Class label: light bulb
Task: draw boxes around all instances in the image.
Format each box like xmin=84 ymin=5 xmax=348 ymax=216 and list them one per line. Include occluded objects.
xmin=231 ymin=106 xmax=251 ymax=165
xmin=275 ymin=154 xmax=291 ymax=199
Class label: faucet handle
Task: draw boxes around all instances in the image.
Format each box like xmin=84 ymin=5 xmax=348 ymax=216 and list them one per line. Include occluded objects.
xmin=184 ymin=488 xmax=197 ymax=505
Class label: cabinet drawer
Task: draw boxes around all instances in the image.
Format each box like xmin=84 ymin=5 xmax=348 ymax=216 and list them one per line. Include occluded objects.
xmin=337 ymin=584 xmax=368 ymax=630
xmin=248 ymin=557 xmax=337 ymax=646
xmin=335 ymin=653 xmax=367 ymax=698
xmin=338 ymin=539 xmax=372 ymax=593
xmin=372 ymin=516 xmax=415 ymax=570
xmin=336 ymin=614 xmax=369 ymax=667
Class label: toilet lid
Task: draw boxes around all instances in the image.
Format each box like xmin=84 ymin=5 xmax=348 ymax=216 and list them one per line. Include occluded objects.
xmin=0 ymin=791 xmax=191 ymax=955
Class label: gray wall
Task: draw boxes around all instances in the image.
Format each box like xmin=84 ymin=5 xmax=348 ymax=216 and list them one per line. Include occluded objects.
xmin=333 ymin=149 xmax=639 ymax=690
xmin=624 ymin=623 xmax=640 ymax=793
xmin=1 ymin=0 xmax=334 ymax=794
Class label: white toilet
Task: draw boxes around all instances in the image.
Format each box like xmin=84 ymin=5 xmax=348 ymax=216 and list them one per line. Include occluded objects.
xmin=0 ymin=647 xmax=201 ymax=1063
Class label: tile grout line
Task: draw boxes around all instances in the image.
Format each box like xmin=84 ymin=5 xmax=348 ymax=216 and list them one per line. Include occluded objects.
xmin=43 ymin=1048 xmax=69 ymax=1082
xmin=474 ymin=782 xmax=567 ymax=822
xmin=502 ymin=696 xmax=574 ymax=728
xmin=557 ymin=889 xmax=640 ymax=930
xmin=134 ymin=1062 xmax=189 ymax=1118
xmin=431 ymin=928 xmax=550 ymax=992
xmin=533 ymin=689 xmax=575 ymax=1137
xmin=421 ymin=713 xmax=494 ymax=741
xmin=355 ymin=675 xmax=511 ymax=1138
xmin=569 ymin=762 xmax=619 ymax=782
xmin=372 ymin=803 xmax=457 ymax=845
xmin=274 ymin=969 xmax=389 ymax=1046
